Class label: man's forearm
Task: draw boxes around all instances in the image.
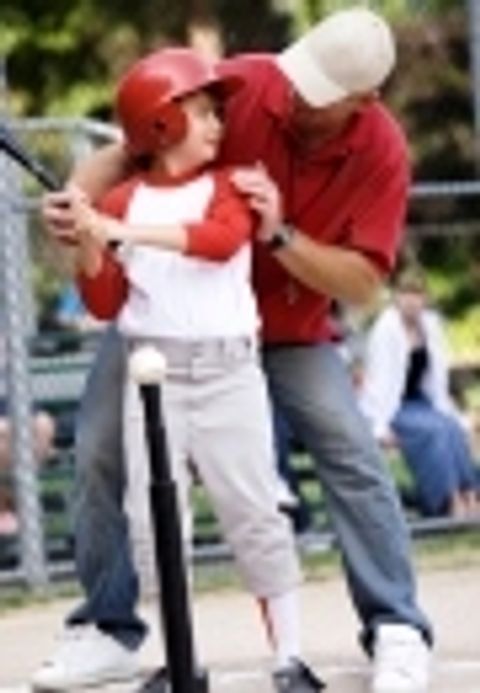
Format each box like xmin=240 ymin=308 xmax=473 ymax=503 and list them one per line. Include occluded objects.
xmin=274 ymin=230 xmax=382 ymax=306
xmin=70 ymin=142 xmax=129 ymax=201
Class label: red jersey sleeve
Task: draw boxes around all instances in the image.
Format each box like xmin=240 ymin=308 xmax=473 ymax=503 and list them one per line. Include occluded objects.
xmin=77 ymin=180 xmax=136 ymax=319
xmin=184 ymin=169 xmax=255 ymax=261
xmin=77 ymin=252 xmax=128 ymax=320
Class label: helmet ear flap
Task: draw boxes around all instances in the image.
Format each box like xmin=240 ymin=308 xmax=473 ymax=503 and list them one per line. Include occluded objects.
xmin=152 ymin=101 xmax=188 ymax=147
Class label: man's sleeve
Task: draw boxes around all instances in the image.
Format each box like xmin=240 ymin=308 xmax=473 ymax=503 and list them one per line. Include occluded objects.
xmin=349 ymin=160 xmax=409 ymax=275
xmin=184 ymin=170 xmax=255 ymax=261
xmin=346 ymin=118 xmax=411 ymax=275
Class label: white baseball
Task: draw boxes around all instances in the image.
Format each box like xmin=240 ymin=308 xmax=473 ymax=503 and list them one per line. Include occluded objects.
xmin=129 ymin=345 xmax=168 ymax=384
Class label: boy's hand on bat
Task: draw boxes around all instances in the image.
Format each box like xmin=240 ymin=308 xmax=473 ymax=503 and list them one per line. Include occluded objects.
xmin=41 ymin=188 xmax=81 ymax=245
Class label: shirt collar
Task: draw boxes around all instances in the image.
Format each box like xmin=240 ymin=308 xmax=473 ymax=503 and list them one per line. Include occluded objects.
xmin=140 ymin=164 xmax=209 ymax=187
xmin=263 ymin=61 xmax=292 ymax=122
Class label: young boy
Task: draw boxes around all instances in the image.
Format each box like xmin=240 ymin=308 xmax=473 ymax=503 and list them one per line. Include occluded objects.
xmin=47 ymin=48 xmax=324 ymax=692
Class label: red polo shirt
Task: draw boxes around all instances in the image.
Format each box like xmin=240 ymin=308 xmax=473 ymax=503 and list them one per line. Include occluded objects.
xmin=218 ymin=55 xmax=410 ymax=344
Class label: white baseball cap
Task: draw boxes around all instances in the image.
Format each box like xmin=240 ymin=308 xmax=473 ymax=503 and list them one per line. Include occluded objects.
xmin=276 ymin=7 xmax=396 ymax=108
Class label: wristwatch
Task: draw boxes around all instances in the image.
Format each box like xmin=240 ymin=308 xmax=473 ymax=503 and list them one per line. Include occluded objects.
xmin=264 ymin=224 xmax=296 ymax=252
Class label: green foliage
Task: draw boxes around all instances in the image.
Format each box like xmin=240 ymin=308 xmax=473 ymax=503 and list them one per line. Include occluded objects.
xmin=294 ymin=0 xmax=460 ymax=27
xmin=388 ymin=10 xmax=474 ymax=181
xmin=1 ymin=0 xmax=292 ymax=118
xmin=1 ymin=1 xmax=197 ymax=117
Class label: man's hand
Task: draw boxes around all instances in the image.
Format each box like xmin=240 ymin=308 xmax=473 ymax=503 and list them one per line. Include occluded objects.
xmin=231 ymin=163 xmax=283 ymax=242
xmin=232 ymin=164 xmax=381 ymax=306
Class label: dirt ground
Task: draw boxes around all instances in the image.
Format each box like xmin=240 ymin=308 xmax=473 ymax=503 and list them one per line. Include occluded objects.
xmin=0 ymin=565 xmax=479 ymax=692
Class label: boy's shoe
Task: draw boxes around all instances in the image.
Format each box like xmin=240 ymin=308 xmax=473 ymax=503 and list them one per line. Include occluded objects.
xmin=372 ymin=624 xmax=431 ymax=692
xmin=273 ymin=659 xmax=326 ymax=692
xmin=31 ymin=624 xmax=140 ymax=691
xmin=139 ymin=666 xmax=209 ymax=693
xmin=138 ymin=668 xmax=169 ymax=693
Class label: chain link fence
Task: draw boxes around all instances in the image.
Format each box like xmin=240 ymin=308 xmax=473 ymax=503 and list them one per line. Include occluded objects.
xmin=1 ymin=118 xmax=480 ymax=589
xmin=0 ymin=118 xmax=118 ymax=588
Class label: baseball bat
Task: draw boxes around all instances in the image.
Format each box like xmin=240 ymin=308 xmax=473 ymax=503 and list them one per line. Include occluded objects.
xmin=0 ymin=123 xmax=61 ymax=191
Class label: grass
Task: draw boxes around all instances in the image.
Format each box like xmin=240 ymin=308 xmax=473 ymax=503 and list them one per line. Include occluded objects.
xmin=31 ymin=449 xmax=424 ymax=548
xmin=0 ymin=581 xmax=79 ymax=615
xmin=193 ymin=526 xmax=480 ymax=597
xmin=1 ymin=526 xmax=479 ymax=616
xmin=2 ymin=450 xmax=479 ymax=614
xmin=412 ymin=528 xmax=480 ymax=571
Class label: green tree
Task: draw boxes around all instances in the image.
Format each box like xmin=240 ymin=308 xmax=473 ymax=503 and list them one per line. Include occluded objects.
xmin=295 ymin=0 xmax=460 ymax=27
xmin=1 ymin=1 xmax=189 ymax=118
xmin=0 ymin=0 xmax=291 ymax=119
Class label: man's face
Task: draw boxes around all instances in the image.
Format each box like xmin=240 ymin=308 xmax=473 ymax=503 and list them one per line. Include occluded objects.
xmin=286 ymin=91 xmax=375 ymax=144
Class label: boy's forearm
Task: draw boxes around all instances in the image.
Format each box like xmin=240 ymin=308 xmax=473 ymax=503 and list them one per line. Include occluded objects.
xmin=69 ymin=142 xmax=129 ymax=201
xmin=107 ymin=221 xmax=188 ymax=252
xmin=75 ymin=241 xmax=105 ymax=277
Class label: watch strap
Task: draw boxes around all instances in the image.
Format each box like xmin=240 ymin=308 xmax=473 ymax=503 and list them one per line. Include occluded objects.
xmin=264 ymin=224 xmax=295 ymax=252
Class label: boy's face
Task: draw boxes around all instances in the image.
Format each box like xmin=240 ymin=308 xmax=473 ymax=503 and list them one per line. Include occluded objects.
xmin=166 ymin=90 xmax=224 ymax=170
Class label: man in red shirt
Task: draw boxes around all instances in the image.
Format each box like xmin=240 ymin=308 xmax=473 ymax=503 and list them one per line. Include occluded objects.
xmin=37 ymin=8 xmax=432 ymax=693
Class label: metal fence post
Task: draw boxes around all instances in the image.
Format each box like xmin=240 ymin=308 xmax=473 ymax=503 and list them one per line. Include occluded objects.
xmin=0 ymin=56 xmax=48 ymax=590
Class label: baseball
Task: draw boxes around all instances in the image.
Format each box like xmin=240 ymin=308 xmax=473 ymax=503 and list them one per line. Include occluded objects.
xmin=129 ymin=345 xmax=168 ymax=384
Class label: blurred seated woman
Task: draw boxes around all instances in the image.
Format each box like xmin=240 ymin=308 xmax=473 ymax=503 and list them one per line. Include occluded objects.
xmin=0 ymin=325 xmax=56 ymax=535
xmin=0 ymin=401 xmax=56 ymax=535
xmin=360 ymin=266 xmax=480 ymax=519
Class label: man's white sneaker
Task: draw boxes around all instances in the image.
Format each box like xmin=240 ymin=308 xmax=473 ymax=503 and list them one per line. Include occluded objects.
xmin=372 ymin=624 xmax=431 ymax=692
xmin=31 ymin=624 xmax=140 ymax=691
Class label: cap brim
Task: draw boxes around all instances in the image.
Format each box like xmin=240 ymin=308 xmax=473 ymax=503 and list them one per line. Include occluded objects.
xmin=276 ymin=39 xmax=347 ymax=108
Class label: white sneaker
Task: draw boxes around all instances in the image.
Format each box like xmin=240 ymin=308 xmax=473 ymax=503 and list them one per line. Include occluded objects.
xmin=372 ymin=624 xmax=431 ymax=692
xmin=31 ymin=624 xmax=140 ymax=690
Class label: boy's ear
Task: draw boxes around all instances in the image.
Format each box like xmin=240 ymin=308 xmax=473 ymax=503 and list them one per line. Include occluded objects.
xmin=153 ymin=103 xmax=188 ymax=148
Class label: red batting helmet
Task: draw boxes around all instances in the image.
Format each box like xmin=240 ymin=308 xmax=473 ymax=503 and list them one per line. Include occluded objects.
xmin=116 ymin=47 xmax=243 ymax=157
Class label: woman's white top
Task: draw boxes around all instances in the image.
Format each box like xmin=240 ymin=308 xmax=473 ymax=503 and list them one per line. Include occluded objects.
xmin=359 ymin=305 xmax=458 ymax=439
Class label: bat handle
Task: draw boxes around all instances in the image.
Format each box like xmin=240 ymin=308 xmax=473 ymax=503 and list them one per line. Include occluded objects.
xmin=30 ymin=162 xmax=61 ymax=191
xmin=0 ymin=124 xmax=61 ymax=191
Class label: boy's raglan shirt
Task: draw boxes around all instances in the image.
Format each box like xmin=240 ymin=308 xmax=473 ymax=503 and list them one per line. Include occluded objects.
xmin=78 ymin=168 xmax=257 ymax=335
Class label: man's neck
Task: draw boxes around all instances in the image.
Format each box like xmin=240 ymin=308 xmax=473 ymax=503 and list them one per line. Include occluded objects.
xmin=288 ymin=114 xmax=359 ymax=155
xmin=292 ymin=127 xmax=343 ymax=152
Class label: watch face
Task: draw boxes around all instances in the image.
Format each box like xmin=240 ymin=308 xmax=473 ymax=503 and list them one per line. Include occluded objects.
xmin=267 ymin=224 xmax=294 ymax=251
